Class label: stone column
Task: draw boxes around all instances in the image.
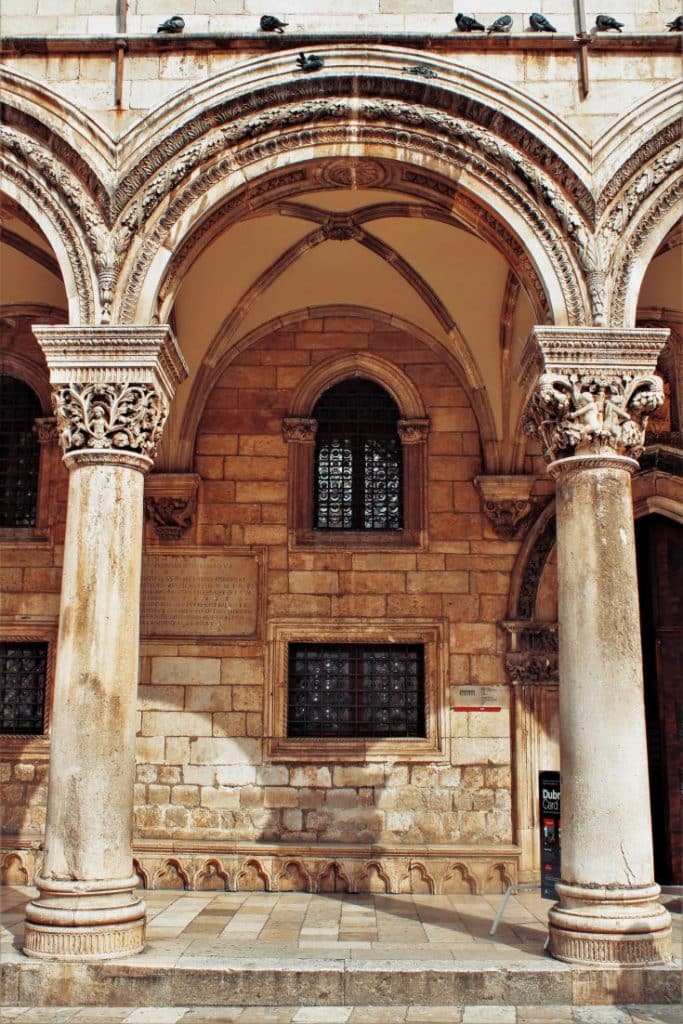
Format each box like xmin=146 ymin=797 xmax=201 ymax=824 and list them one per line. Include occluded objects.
xmin=24 ymin=326 xmax=187 ymax=960
xmin=518 ymin=327 xmax=672 ymax=966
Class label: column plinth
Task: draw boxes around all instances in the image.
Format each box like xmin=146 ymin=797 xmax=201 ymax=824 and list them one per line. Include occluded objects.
xmin=517 ymin=327 xmax=672 ymax=966
xmin=24 ymin=326 xmax=187 ymax=961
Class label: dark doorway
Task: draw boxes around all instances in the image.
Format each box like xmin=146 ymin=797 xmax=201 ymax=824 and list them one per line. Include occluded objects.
xmin=636 ymin=514 xmax=682 ymax=885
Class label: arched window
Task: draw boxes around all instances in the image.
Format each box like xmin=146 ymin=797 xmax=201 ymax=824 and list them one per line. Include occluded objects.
xmin=313 ymin=378 xmax=402 ymax=531
xmin=0 ymin=375 xmax=41 ymax=528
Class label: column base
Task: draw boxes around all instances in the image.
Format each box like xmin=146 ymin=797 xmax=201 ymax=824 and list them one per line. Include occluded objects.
xmin=24 ymin=873 xmax=146 ymax=961
xmin=548 ymin=882 xmax=672 ymax=966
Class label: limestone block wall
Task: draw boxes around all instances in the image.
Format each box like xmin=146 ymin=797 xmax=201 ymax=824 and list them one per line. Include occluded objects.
xmin=132 ymin=318 xmax=517 ymax=850
xmin=1 ymin=0 xmax=680 ymax=38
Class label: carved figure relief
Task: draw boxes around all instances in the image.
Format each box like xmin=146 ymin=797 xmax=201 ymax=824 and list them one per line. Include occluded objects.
xmin=526 ymin=372 xmax=664 ymax=462
xmin=52 ymin=382 xmax=169 ymax=459
xmin=144 ymin=496 xmax=195 ymax=539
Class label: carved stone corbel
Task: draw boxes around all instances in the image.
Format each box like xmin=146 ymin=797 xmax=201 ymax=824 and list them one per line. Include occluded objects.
xmin=282 ymin=417 xmax=317 ymax=444
xmin=502 ymin=621 xmax=559 ymax=685
xmin=33 ymin=416 xmax=59 ymax=445
xmin=397 ymin=417 xmax=430 ymax=445
xmin=474 ymin=475 xmax=542 ymax=539
xmin=144 ymin=473 xmax=200 ymax=540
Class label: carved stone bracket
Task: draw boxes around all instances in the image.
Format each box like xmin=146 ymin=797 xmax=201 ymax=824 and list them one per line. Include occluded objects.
xmin=474 ymin=475 xmax=541 ymax=539
xmin=397 ymin=417 xmax=430 ymax=445
xmin=517 ymin=328 xmax=670 ymax=466
xmin=31 ymin=326 xmax=188 ymax=471
xmin=33 ymin=416 xmax=58 ymax=445
xmin=282 ymin=416 xmax=317 ymax=444
xmin=144 ymin=473 xmax=199 ymax=540
xmin=502 ymin=621 xmax=558 ymax=685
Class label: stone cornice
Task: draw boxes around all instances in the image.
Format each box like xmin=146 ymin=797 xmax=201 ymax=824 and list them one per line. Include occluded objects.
xmin=32 ymin=325 xmax=188 ymax=399
xmin=517 ymin=327 xmax=671 ymax=392
xmin=2 ymin=33 xmax=680 ymax=58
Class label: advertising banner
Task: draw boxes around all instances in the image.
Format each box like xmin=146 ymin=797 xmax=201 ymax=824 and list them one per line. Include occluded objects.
xmin=539 ymin=770 xmax=561 ymax=899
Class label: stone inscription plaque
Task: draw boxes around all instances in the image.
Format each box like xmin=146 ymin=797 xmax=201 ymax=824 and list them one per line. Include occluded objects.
xmin=141 ymin=552 xmax=259 ymax=638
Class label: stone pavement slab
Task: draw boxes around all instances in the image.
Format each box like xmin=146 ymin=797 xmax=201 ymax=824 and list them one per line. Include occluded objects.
xmin=0 ymin=1007 xmax=682 ymax=1023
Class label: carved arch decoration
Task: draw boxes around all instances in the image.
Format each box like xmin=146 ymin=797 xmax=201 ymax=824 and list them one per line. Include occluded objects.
xmin=108 ymin=50 xmax=598 ymax=327
xmin=182 ymin=305 xmax=497 ymax=471
xmin=591 ymin=83 xmax=683 ymax=328
xmin=0 ymin=168 xmax=97 ymax=325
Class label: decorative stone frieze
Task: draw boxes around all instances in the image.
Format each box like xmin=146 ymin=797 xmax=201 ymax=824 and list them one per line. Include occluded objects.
xmin=282 ymin=416 xmax=317 ymax=444
xmin=144 ymin=473 xmax=199 ymax=540
xmin=33 ymin=326 xmax=188 ymax=471
xmin=474 ymin=475 xmax=540 ymax=539
xmin=520 ymin=328 xmax=668 ymax=465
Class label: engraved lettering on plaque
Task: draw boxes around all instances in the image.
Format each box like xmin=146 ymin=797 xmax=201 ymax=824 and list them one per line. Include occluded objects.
xmin=141 ymin=553 xmax=259 ymax=638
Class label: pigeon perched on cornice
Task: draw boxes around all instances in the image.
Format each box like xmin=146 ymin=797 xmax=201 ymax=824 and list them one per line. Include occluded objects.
xmin=260 ymin=15 xmax=288 ymax=33
xmin=487 ymin=14 xmax=512 ymax=33
xmin=666 ymin=16 xmax=683 ymax=31
xmin=157 ymin=15 xmax=185 ymax=33
xmin=297 ymin=52 xmax=325 ymax=73
xmin=455 ymin=13 xmax=485 ymax=32
xmin=529 ymin=12 xmax=556 ymax=32
xmin=595 ymin=15 xmax=624 ymax=32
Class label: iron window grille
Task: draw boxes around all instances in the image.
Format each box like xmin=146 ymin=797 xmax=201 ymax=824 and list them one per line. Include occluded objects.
xmin=0 ymin=375 xmax=41 ymax=528
xmin=288 ymin=642 xmax=425 ymax=739
xmin=0 ymin=642 xmax=48 ymax=735
xmin=313 ymin=378 xmax=402 ymax=530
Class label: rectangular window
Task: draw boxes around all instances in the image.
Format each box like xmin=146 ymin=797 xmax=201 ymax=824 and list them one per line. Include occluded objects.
xmin=0 ymin=642 xmax=48 ymax=735
xmin=288 ymin=642 xmax=425 ymax=739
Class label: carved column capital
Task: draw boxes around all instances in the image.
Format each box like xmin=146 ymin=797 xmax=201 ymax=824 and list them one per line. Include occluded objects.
xmin=517 ymin=328 xmax=669 ymax=470
xmin=282 ymin=416 xmax=317 ymax=444
xmin=397 ymin=417 xmax=430 ymax=445
xmin=32 ymin=326 xmax=188 ymax=472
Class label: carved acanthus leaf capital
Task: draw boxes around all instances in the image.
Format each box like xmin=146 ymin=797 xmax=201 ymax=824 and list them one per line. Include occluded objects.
xmin=517 ymin=328 xmax=669 ymax=465
xmin=282 ymin=417 xmax=318 ymax=444
xmin=397 ymin=417 xmax=430 ymax=445
xmin=32 ymin=326 xmax=188 ymax=470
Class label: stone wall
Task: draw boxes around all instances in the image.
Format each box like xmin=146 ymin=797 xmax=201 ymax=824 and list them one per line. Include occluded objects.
xmin=1 ymin=0 xmax=679 ymax=37
xmin=0 ymin=316 xmax=530 ymax=891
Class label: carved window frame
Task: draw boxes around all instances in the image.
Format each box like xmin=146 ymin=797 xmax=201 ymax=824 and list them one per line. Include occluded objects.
xmin=266 ymin=619 xmax=448 ymax=762
xmin=0 ymin=626 xmax=55 ymax=761
xmin=283 ymin=354 xmax=429 ymax=549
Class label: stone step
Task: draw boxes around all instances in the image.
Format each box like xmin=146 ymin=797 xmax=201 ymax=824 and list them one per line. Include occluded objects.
xmin=1 ymin=958 xmax=680 ymax=1008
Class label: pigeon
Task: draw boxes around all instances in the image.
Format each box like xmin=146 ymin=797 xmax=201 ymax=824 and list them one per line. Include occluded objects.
xmin=487 ymin=14 xmax=512 ymax=33
xmin=157 ymin=15 xmax=185 ymax=33
xmin=403 ymin=64 xmax=439 ymax=78
xmin=595 ymin=15 xmax=624 ymax=32
xmin=455 ymin=13 xmax=485 ymax=32
xmin=666 ymin=16 xmax=683 ymax=31
xmin=529 ymin=12 xmax=556 ymax=32
xmin=259 ymin=15 xmax=288 ymax=33
xmin=297 ymin=52 xmax=325 ymax=73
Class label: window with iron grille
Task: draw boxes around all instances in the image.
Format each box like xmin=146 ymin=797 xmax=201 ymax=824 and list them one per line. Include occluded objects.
xmin=313 ymin=379 xmax=402 ymax=531
xmin=288 ymin=643 xmax=425 ymax=739
xmin=0 ymin=375 xmax=41 ymax=528
xmin=0 ymin=642 xmax=48 ymax=735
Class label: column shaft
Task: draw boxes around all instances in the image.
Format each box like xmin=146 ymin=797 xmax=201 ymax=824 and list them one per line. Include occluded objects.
xmin=24 ymin=323 xmax=187 ymax=961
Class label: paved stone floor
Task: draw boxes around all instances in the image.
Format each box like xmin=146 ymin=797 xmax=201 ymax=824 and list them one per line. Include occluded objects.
xmin=1 ymin=887 xmax=680 ymax=1022
xmin=0 ymin=1003 xmax=681 ymax=1021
